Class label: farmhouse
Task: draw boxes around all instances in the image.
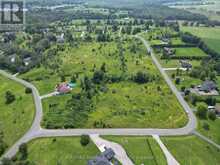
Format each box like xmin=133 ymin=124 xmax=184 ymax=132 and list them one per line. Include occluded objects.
xmin=179 ymin=60 xmax=192 ymax=69
xmin=88 ymin=148 xmax=116 ymax=165
xmin=56 ymin=83 xmax=71 ymax=94
xmin=163 ymin=47 xmax=175 ymax=57
xmin=55 ymin=82 xmax=76 ymax=94
xmin=199 ymin=81 xmax=218 ymax=93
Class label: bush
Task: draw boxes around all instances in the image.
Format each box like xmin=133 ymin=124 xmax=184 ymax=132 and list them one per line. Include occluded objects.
xmin=25 ymin=87 xmax=32 ymax=94
xmin=208 ymin=111 xmax=216 ymax=121
xmin=196 ymin=103 xmax=208 ymax=119
xmin=80 ymin=135 xmax=90 ymax=146
xmin=175 ymin=77 xmax=180 ymax=85
xmin=19 ymin=143 xmax=28 ymax=160
xmin=133 ymin=71 xmax=151 ymax=84
xmin=202 ymin=122 xmax=210 ymax=131
xmin=5 ymin=91 xmax=15 ymax=104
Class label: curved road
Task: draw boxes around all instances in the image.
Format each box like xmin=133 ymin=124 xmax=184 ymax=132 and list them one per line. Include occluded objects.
xmin=0 ymin=36 xmax=197 ymax=159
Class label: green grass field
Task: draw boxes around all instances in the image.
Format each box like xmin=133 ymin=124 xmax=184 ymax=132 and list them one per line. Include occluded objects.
xmin=162 ymin=136 xmax=220 ymax=165
xmin=181 ymin=26 xmax=220 ymax=54
xmin=25 ymin=137 xmax=99 ymax=165
xmin=156 ymin=54 xmax=201 ymax=68
xmin=104 ymin=136 xmax=167 ymax=165
xmin=198 ymin=118 xmax=220 ymax=145
xmin=0 ymin=75 xmax=34 ymax=149
xmin=174 ymin=47 xmax=207 ymax=58
xmin=167 ymin=70 xmax=202 ymax=90
xmin=39 ymin=39 xmax=187 ymax=129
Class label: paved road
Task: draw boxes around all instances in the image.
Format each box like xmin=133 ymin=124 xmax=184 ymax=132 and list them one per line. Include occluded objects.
xmin=0 ymin=36 xmax=197 ymax=159
xmin=163 ymin=68 xmax=188 ymax=71
xmin=90 ymin=134 xmax=134 ymax=165
xmin=136 ymin=35 xmax=197 ymax=134
xmin=153 ymin=135 xmax=180 ymax=165
xmin=40 ymin=91 xmax=59 ymax=100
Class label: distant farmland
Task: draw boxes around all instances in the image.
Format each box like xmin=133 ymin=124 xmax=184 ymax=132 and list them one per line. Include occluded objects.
xmin=181 ymin=26 xmax=220 ymax=54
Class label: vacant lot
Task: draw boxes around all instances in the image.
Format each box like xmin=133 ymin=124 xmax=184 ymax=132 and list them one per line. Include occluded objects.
xmin=162 ymin=136 xmax=220 ymax=165
xmin=0 ymin=75 xmax=34 ymax=150
xmin=181 ymin=26 xmax=220 ymax=54
xmin=26 ymin=137 xmax=99 ymax=165
xmin=40 ymin=39 xmax=187 ymax=129
xmin=104 ymin=136 xmax=167 ymax=165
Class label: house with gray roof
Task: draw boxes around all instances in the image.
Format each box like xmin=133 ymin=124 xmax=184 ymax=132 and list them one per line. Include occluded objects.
xmin=88 ymin=148 xmax=117 ymax=165
xmin=199 ymin=81 xmax=218 ymax=93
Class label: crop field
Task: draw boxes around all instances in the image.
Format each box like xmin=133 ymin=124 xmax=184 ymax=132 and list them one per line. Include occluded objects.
xmin=0 ymin=75 xmax=34 ymax=149
xmin=38 ymin=39 xmax=187 ymax=129
xmin=104 ymin=136 xmax=167 ymax=165
xmin=170 ymin=0 xmax=220 ymax=21
xmin=162 ymin=136 xmax=220 ymax=165
xmin=24 ymin=137 xmax=99 ymax=165
xmin=181 ymin=26 xmax=220 ymax=54
xmin=174 ymin=47 xmax=207 ymax=58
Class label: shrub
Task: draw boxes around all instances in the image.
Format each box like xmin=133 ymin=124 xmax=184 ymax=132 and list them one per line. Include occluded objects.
xmin=175 ymin=77 xmax=180 ymax=85
xmin=208 ymin=111 xmax=216 ymax=121
xmin=202 ymin=122 xmax=210 ymax=131
xmin=133 ymin=71 xmax=151 ymax=84
xmin=80 ymin=135 xmax=90 ymax=146
xmin=25 ymin=87 xmax=32 ymax=94
xmin=5 ymin=91 xmax=15 ymax=104
xmin=196 ymin=103 xmax=208 ymax=119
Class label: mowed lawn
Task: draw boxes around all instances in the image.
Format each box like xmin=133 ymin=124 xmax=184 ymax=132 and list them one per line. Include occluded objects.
xmin=181 ymin=26 xmax=220 ymax=54
xmin=0 ymin=75 xmax=35 ymax=148
xmin=167 ymin=70 xmax=202 ymax=90
xmin=174 ymin=47 xmax=207 ymax=58
xmin=26 ymin=137 xmax=99 ymax=165
xmin=162 ymin=136 xmax=220 ymax=165
xmin=104 ymin=136 xmax=167 ymax=165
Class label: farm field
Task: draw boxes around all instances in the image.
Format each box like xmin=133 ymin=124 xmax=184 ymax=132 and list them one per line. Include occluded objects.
xmin=162 ymin=136 xmax=220 ymax=165
xmin=23 ymin=137 xmax=100 ymax=165
xmin=174 ymin=47 xmax=207 ymax=58
xmin=0 ymin=75 xmax=35 ymax=151
xmin=104 ymin=136 xmax=167 ymax=165
xmin=39 ymin=39 xmax=187 ymax=129
xmin=181 ymin=26 xmax=220 ymax=54
xmin=170 ymin=0 xmax=220 ymax=21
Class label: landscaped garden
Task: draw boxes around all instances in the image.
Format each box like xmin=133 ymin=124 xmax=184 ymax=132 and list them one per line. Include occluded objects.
xmin=162 ymin=136 xmax=220 ymax=165
xmin=104 ymin=136 xmax=167 ymax=165
xmin=0 ymin=75 xmax=35 ymax=156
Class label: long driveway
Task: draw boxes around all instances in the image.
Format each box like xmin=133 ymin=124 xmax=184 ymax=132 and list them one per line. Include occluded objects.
xmin=0 ymin=36 xmax=197 ymax=159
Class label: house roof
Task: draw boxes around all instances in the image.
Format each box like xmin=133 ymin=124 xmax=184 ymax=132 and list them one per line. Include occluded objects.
xmin=88 ymin=148 xmax=115 ymax=165
xmin=88 ymin=156 xmax=111 ymax=165
xmin=200 ymin=81 xmax=217 ymax=92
